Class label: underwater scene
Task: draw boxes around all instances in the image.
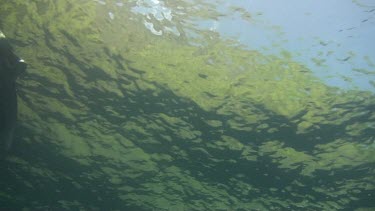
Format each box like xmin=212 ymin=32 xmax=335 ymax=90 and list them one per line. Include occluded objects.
xmin=0 ymin=0 xmax=374 ymax=210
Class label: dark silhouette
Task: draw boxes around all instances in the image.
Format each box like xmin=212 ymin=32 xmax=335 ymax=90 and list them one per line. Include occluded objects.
xmin=0 ymin=31 xmax=26 ymax=155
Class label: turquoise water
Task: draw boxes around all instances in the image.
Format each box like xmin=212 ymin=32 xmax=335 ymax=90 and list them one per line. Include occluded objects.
xmin=0 ymin=0 xmax=374 ymax=210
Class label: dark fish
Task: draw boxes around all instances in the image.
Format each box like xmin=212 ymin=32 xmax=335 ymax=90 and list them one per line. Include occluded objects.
xmin=338 ymin=56 xmax=351 ymax=62
xmin=0 ymin=31 xmax=26 ymax=155
xmin=319 ymin=41 xmax=328 ymax=46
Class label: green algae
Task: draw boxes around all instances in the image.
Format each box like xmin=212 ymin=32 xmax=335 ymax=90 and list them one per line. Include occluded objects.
xmin=0 ymin=0 xmax=374 ymax=210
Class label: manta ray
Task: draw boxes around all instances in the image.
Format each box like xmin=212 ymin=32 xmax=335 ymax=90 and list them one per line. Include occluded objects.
xmin=0 ymin=31 xmax=26 ymax=155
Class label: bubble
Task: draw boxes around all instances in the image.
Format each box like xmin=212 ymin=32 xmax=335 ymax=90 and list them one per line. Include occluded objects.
xmin=109 ymin=12 xmax=115 ymax=20
xmin=95 ymin=0 xmax=106 ymax=5
xmin=116 ymin=2 xmax=124 ymax=7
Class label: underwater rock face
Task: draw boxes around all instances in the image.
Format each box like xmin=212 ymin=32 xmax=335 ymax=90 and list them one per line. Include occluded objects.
xmin=0 ymin=31 xmax=26 ymax=154
xmin=0 ymin=1 xmax=374 ymax=211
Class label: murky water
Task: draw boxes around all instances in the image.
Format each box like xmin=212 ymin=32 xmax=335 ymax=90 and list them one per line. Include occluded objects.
xmin=0 ymin=0 xmax=374 ymax=210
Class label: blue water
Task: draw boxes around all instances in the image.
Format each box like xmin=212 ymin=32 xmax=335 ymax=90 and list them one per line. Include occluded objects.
xmin=213 ymin=0 xmax=375 ymax=91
